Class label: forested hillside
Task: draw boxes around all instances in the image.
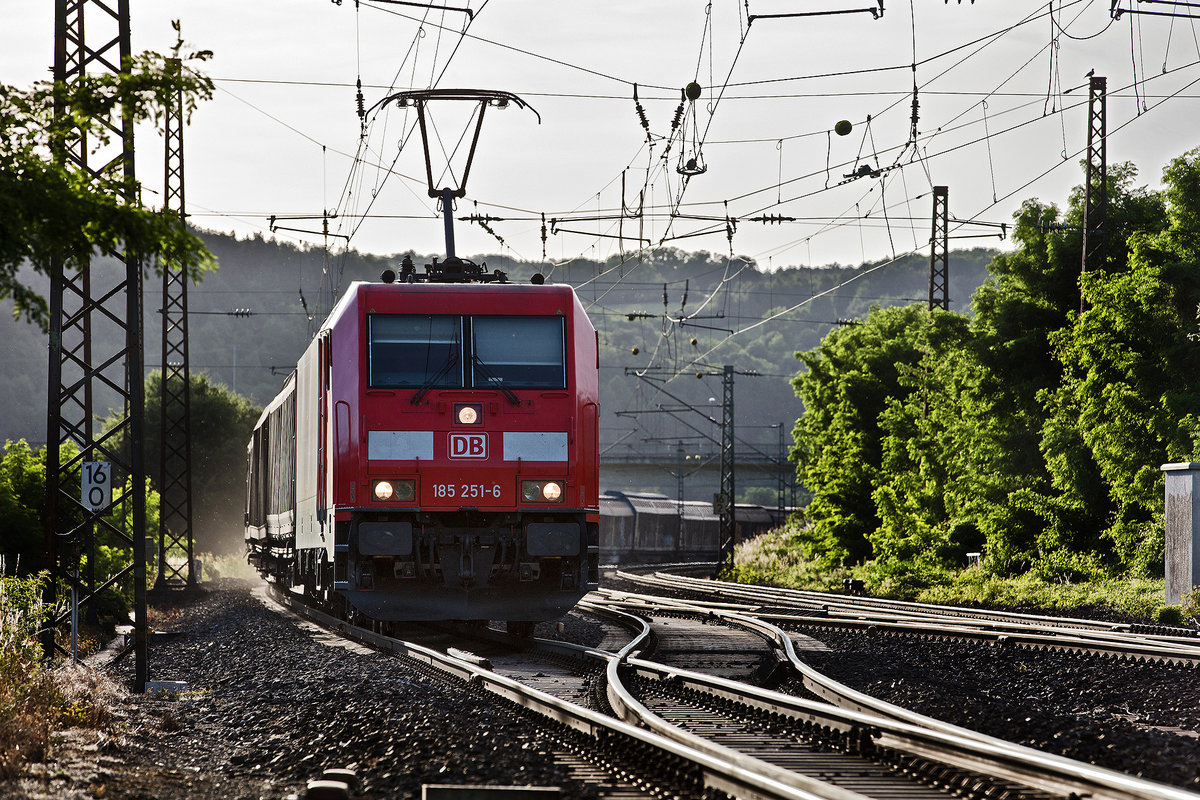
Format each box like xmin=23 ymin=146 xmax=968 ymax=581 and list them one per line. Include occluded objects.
xmin=0 ymin=234 xmax=997 ymax=459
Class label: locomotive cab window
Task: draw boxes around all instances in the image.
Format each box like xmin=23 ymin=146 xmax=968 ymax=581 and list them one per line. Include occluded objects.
xmin=369 ymin=315 xmax=463 ymax=388
xmin=471 ymin=316 xmax=566 ymax=389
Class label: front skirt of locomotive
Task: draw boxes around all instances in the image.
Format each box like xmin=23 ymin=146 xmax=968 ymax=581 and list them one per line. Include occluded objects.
xmin=338 ymin=510 xmax=600 ymax=621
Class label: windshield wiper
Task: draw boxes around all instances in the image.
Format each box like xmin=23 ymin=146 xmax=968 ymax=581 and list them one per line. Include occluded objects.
xmin=471 ymin=355 xmax=520 ymax=406
xmin=410 ymin=354 xmax=459 ymax=405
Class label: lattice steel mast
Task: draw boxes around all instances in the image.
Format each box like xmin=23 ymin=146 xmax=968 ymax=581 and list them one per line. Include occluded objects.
xmin=717 ymin=365 xmax=736 ymax=572
xmin=156 ymin=55 xmax=196 ymax=589
xmin=929 ymin=186 xmax=949 ymax=311
xmin=43 ymin=0 xmax=149 ymax=688
xmin=1081 ymin=75 xmax=1107 ymax=304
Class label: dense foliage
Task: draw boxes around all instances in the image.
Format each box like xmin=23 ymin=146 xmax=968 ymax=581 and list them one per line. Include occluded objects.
xmin=791 ymin=149 xmax=1200 ymax=591
xmin=0 ymin=571 xmax=57 ymax=777
xmin=1 ymin=438 xmax=162 ymax=618
xmin=0 ymin=48 xmax=215 ymax=329
xmin=102 ymin=371 xmax=262 ymax=554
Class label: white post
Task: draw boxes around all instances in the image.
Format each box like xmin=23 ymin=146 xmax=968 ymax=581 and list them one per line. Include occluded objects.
xmin=71 ymin=580 xmax=79 ymax=662
xmin=1161 ymin=462 xmax=1200 ymax=606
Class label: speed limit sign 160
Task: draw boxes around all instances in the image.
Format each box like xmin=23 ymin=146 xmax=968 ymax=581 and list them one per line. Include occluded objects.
xmin=82 ymin=461 xmax=111 ymax=512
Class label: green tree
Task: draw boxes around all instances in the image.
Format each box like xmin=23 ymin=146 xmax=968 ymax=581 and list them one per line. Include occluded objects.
xmin=0 ymin=48 xmax=215 ymax=328
xmin=791 ymin=304 xmax=939 ymax=566
xmin=1043 ymin=147 xmax=1200 ymax=577
xmin=0 ymin=440 xmax=53 ymax=574
xmin=868 ymin=309 xmax=974 ymax=589
xmin=105 ymin=372 xmax=261 ymax=554
xmin=952 ymin=164 xmax=1168 ymax=574
xmin=787 ymin=157 xmax=1194 ymax=588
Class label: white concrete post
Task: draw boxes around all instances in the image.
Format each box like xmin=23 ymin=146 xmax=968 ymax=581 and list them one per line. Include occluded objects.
xmin=1161 ymin=462 xmax=1200 ymax=606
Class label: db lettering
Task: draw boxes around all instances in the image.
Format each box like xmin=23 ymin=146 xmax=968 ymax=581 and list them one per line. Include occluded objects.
xmin=449 ymin=433 xmax=488 ymax=459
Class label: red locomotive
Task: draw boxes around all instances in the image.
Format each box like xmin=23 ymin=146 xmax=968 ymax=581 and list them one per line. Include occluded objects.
xmin=246 ymin=259 xmax=600 ymax=627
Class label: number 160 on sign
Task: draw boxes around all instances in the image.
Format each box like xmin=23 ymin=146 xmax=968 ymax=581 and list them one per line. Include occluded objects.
xmin=82 ymin=461 xmax=111 ymax=512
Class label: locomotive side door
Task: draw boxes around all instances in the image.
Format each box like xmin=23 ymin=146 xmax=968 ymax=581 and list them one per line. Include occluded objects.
xmin=294 ymin=334 xmax=326 ymax=550
xmin=318 ymin=331 xmax=331 ymax=532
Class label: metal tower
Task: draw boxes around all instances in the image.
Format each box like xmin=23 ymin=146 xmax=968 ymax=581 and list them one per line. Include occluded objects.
xmin=156 ymin=56 xmax=196 ymax=589
xmin=716 ymin=365 xmax=737 ymax=572
xmin=929 ymin=186 xmax=949 ymax=311
xmin=43 ymin=0 xmax=149 ymax=688
xmin=1082 ymin=76 xmax=1107 ymax=292
xmin=776 ymin=422 xmax=787 ymax=515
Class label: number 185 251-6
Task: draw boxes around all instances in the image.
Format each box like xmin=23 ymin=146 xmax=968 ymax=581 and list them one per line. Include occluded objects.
xmin=432 ymin=483 xmax=502 ymax=499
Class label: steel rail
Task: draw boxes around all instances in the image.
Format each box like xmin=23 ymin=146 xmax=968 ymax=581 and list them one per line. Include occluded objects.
xmin=611 ymin=573 xmax=1200 ymax=664
xmin=633 ymin=570 xmax=1198 ymax=638
xmin=263 ymin=585 xmax=870 ymax=800
xmin=577 ymin=601 xmax=871 ymax=800
xmin=583 ymin=591 xmax=1200 ymax=800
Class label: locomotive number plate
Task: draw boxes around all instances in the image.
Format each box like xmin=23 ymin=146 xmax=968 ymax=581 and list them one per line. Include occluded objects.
xmin=432 ymin=483 xmax=503 ymax=500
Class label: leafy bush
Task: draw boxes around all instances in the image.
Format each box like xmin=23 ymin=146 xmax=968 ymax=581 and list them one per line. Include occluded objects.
xmin=727 ymin=525 xmax=848 ymax=591
xmin=0 ymin=439 xmax=53 ymax=575
xmin=733 ymin=525 xmax=1174 ymax=619
xmin=0 ymin=571 xmax=128 ymax=778
xmin=1154 ymin=605 xmax=1185 ymax=625
xmin=0 ymin=571 xmax=59 ymax=777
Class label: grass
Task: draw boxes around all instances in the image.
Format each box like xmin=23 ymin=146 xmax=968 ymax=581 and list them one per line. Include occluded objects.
xmin=726 ymin=528 xmax=850 ymax=592
xmin=0 ymin=548 xmax=259 ymax=779
xmin=730 ymin=526 xmax=1194 ymax=623
xmin=0 ymin=572 xmax=60 ymax=777
xmin=0 ymin=572 xmax=126 ymax=779
xmin=916 ymin=569 xmax=1173 ymax=619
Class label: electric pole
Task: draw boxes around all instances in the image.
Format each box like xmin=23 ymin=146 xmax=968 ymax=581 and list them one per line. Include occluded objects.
xmin=776 ymin=422 xmax=786 ymax=515
xmin=929 ymin=185 xmax=949 ymax=311
xmin=1082 ymin=75 xmax=1107 ymax=309
xmin=157 ymin=55 xmax=196 ymax=590
xmin=716 ymin=365 xmax=736 ymax=573
xmin=676 ymin=441 xmax=686 ymax=550
xmin=44 ymin=0 xmax=149 ymax=689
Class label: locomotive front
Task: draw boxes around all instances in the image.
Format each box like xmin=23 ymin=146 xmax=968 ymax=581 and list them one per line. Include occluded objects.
xmin=324 ymin=281 xmax=600 ymax=622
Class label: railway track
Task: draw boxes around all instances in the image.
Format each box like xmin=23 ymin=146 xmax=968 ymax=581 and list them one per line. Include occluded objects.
xmin=613 ymin=571 xmax=1200 ymax=666
xmin=264 ymin=582 xmax=1198 ymax=800
xmin=585 ymin=591 xmax=1199 ymax=800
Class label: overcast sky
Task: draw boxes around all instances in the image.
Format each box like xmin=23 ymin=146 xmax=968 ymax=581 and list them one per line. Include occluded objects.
xmin=6 ymin=0 xmax=1200 ymax=273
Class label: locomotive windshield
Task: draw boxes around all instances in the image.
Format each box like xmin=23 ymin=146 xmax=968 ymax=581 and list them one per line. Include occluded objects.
xmin=471 ymin=316 xmax=566 ymax=389
xmin=369 ymin=315 xmax=463 ymax=388
xmin=368 ymin=313 xmax=566 ymax=390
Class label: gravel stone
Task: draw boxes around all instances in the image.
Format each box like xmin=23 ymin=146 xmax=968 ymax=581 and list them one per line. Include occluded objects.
xmin=1 ymin=580 xmax=600 ymax=800
xmin=601 ymin=570 xmax=1200 ymax=790
xmin=9 ymin=570 xmax=1198 ymax=798
xmin=792 ymin=624 xmax=1200 ymax=789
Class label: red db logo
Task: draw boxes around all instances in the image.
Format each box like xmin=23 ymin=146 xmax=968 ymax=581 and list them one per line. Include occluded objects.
xmin=449 ymin=433 xmax=488 ymax=459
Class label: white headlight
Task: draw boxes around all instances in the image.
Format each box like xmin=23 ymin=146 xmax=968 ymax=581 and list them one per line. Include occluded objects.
xmin=541 ymin=481 xmax=562 ymax=501
xmin=373 ymin=480 xmax=394 ymax=501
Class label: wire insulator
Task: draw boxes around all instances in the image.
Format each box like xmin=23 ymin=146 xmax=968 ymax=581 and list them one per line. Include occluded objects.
xmin=633 ymin=83 xmax=650 ymax=140
xmin=356 ymin=78 xmax=365 ymax=120
xmin=670 ymin=90 xmax=685 ymax=134
xmin=909 ymin=84 xmax=919 ymax=142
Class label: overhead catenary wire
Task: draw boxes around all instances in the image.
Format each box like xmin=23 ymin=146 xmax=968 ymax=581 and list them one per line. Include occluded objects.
xmin=176 ymin=0 xmax=1200 ymax=387
xmin=205 ymin=0 xmax=1149 ymax=272
xmin=664 ymin=63 xmax=1200 ymax=390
